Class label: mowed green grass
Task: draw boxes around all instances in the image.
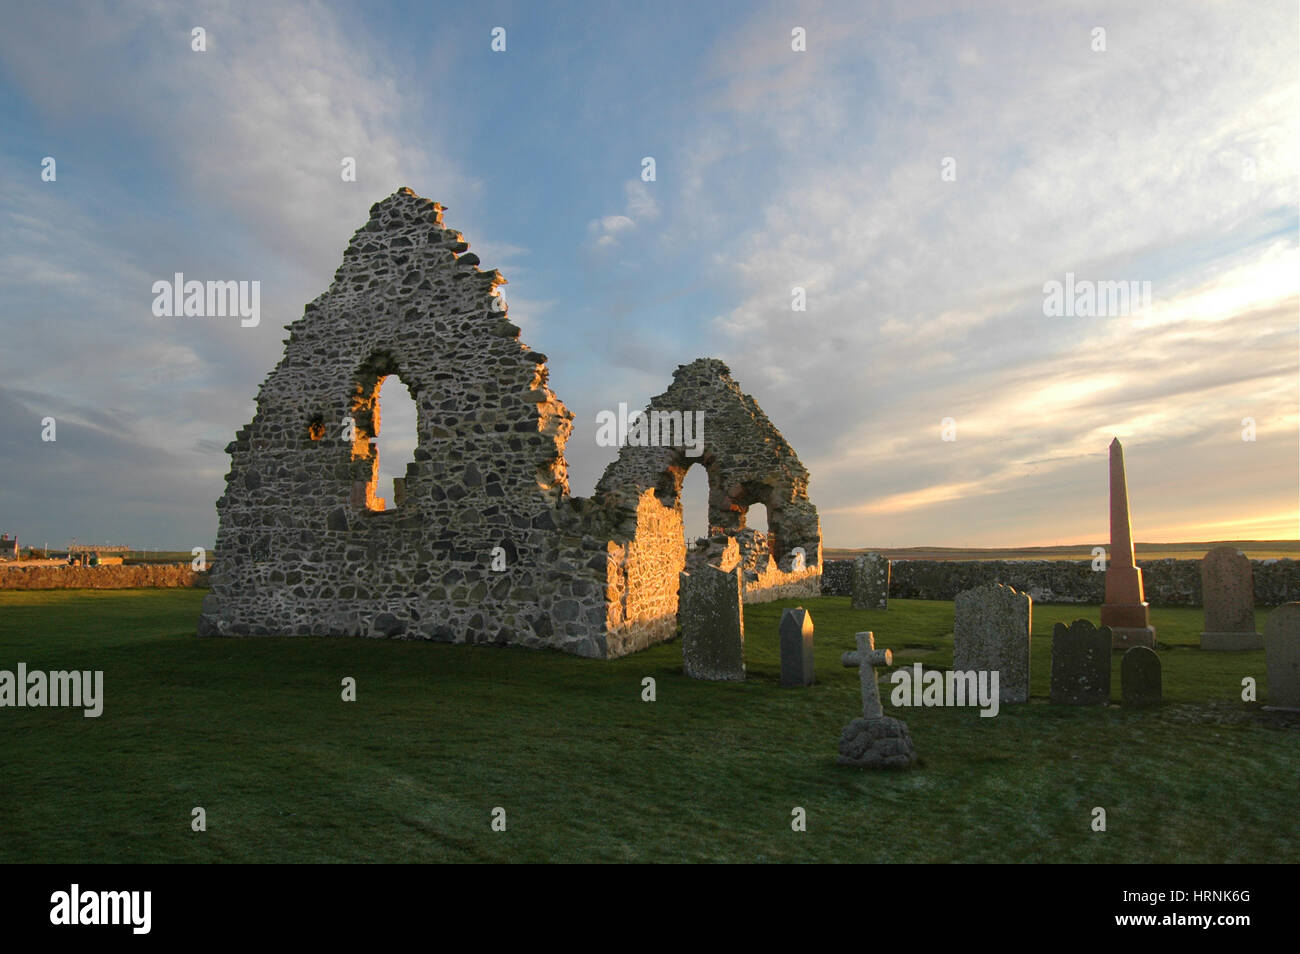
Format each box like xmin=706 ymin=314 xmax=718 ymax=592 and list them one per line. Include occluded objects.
xmin=0 ymin=589 xmax=1296 ymax=863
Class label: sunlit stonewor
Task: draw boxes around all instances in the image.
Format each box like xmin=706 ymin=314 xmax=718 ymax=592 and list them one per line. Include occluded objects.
xmin=1099 ymin=438 xmax=1156 ymax=650
xmin=197 ymin=188 xmax=822 ymax=657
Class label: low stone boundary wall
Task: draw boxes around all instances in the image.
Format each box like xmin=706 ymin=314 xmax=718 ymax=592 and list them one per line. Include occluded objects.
xmin=0 ymin=564 xmax=208 ymax=590
xmin=821 ymin=558 xmax=1300 ymax=606
xmin=743 ymin=566 xmax=822 ymax=604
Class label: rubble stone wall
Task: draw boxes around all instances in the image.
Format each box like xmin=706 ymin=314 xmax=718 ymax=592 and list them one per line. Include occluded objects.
xmin=199 ymin=188 xmax=822 ymax=658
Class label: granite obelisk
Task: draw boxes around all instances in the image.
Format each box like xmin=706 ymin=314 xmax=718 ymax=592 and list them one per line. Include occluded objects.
xmin=1100 ymin=438 xmax=1155 ymax=649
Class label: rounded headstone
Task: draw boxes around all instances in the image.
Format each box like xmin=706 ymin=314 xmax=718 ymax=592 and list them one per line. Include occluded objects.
xmin=1120 ymin=645 xmax=1161 ymax=706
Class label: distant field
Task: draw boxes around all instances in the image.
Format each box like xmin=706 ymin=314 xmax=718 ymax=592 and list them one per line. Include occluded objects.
xmin=124 ymin=551 xmax=200 ymax=565
xmin=5 ymin=551 xmax=200 ymax=566
xmin=824 ymin=540 xmax=1300 ymax=561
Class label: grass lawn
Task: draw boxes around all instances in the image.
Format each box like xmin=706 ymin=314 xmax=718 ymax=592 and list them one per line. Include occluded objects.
xmin=0 ymin=589 xmax=1295 ymax=863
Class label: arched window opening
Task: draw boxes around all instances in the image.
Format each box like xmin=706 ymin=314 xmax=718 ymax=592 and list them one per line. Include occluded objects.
xmin=372 ymin=374 xmax=419 ymax=511
xmin=681 ymin=463 xmax=710 ymax=547
xmin=745 ymin=501 xmax=772 ymax=559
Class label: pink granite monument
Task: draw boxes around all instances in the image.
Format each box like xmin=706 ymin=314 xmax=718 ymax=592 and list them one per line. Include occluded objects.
xmin=1100 ymin=438 xmax=1156 ymax=649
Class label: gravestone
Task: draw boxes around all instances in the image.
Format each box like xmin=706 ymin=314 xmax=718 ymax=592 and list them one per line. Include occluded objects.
xmin=1200 ymin=546 xmax=1263 ymax=651
xmin=779 ymin=607 xmax=815 ymax=687
xmin=837 ymin=631 xmax=916 ymax=768
xmin=851 ymin=552 xmax=890 ymax=610
xmin=1121 ymin=646 xmax=1161 ymax=706
xmin=679 ymin=564 xmax=745 ymax=681
xmin=1264 ymin=602 xmax=1300 ymax=711
xmin=952 ymin=582 xmax=1032 ymax=702
xmin=1050 ymin=618 xmax=1112 ymax=706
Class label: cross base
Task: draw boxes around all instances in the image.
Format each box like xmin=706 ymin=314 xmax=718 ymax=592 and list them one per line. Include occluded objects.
xmin=837 ymin=715 xmax=917 ymax=769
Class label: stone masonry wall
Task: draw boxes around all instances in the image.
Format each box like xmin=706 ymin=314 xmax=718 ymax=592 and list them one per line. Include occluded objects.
xmin=602 ymin=489 xmax=688 ymax=658
xmin=820 ymin=558 xmax=1300 ymax=606
xmin=592 ymin=358 xmax=822 ymax=644
xmin=200 ymin=188 xmax=822 ymax=658
xmin=686 ymin=529 xmax=820 ymax=604
xmin=200 ymin=189 xmax=605 ymax=653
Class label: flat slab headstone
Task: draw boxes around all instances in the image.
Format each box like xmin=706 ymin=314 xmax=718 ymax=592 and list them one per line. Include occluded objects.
xmin=1050 ymin=618 xmax=1112 ymax=706
xmin=837 ymin=631 xmax=917 ymax=768
xmin=779 ymin=607 xmax=815 ymax=687
xmin=679 ymin=564 xmax=745 ymax=681
xmin=1200 ymin=546 xmax=1263 ymax=651
xmin=1121 ymin=646 xmax=1161 ymax=706
xmin=952 ymin=582 xmax=1032 ymax=702
xmin=850 ymin=552 xmax=889 ymax=610
xmin=1264 ymin=602 xmax=1300 ymax=711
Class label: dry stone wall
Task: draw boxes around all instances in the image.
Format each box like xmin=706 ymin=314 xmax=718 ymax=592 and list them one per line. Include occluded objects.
xmin=199 ymin=188 xmax=822 ymax=658
xmin=821 ymin=558 xmax=1300 ymax=606
xmin=0 ymin=564 xmax=206 ymax=589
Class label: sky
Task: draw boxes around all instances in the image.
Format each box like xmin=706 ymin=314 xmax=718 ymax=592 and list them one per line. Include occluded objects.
xmin=0 ymin=0 xmax=1296 ymax=551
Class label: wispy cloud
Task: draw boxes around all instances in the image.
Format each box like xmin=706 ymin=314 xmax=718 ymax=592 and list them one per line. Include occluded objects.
xmin=586 ymin=180 xmax=662 ymax=249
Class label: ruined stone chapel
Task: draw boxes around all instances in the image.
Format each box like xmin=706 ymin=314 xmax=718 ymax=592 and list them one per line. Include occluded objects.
xmin=198 ymin=188 xmax=822 ymax=657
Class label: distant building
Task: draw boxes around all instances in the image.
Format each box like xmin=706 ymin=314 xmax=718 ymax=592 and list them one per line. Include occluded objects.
xmin=65 ymin=544 xmax=130 ymax=566
xmin=0 ymin=533 xmax=17 ymax=560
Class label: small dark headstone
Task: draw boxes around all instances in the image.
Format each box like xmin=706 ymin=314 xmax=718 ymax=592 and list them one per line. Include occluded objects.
xmin=1121 ymin=645 xmax=1161 ymax=706
xmin=1050 ymin=618 xmax=1112 ymax=706
xmin=779 ymin=607 xmax=815 ymax=687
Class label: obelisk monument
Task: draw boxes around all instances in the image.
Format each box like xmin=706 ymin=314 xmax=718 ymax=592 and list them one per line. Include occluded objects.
xmin=1100 ymin=438 xmax=1156 ymax=649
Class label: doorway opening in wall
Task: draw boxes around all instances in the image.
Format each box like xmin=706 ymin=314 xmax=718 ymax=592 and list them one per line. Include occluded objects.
xmin=372 ymin=374 xmax=419 ymax=511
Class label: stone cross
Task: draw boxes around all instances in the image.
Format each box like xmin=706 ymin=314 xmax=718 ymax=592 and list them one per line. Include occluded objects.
xmin=841 ymin=631 xmax=892 ymax=720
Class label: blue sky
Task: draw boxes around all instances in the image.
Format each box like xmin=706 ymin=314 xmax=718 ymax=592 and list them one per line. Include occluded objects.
xmin=0 ymin=0 xmax=1296 ymax=551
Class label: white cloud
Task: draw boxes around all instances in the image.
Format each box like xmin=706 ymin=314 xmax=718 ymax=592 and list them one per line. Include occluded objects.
xmin=585 ymin=180 xmax=662 ymax=250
